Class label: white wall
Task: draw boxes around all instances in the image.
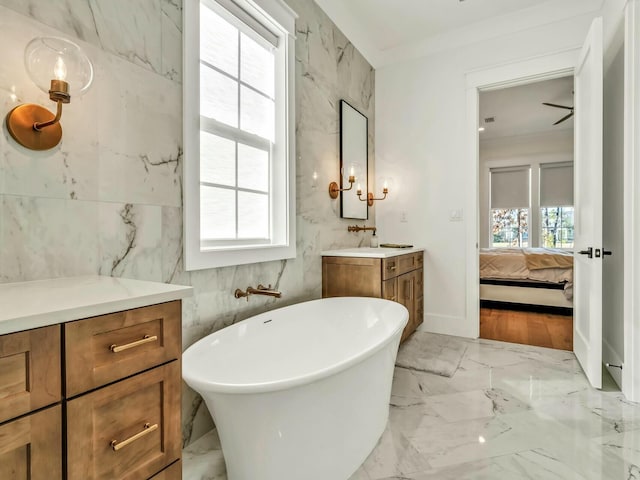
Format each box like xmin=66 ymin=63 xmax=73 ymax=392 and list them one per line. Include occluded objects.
xmin=603 ymin=16 xmax=626 ymax=388
xmin=479 ymin=130 xmax=574 ymax=248
xmin=374 ymin=9 xmax=621 ymax=337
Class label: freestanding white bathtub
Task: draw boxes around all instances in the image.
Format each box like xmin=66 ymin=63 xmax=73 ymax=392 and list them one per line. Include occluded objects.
xmin=182 ymin=297 xmax=408 ymax=480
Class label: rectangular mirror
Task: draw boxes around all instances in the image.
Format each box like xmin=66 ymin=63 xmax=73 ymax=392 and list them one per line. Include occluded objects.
xmin=340 ymin=100 xmax=368 ymax=219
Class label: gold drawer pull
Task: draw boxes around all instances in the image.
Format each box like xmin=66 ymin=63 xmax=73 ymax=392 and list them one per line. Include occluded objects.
xmin=109 ymin=335 xmax=158 ymax=353
xmin=110 ymin=423 xmax=158 ymax=451
xmin=388 ymin=264 xmax=396 ymax=271
xmin=390 ymin=296 xmax=397 ymax=301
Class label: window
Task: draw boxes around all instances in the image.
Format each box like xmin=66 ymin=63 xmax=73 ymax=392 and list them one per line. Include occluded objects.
xmin=540 ymin=162 xmax=574 ymax=249
xmin=184 ymin=0 xmax=297 ymax=270
xmin=541 ymin=206 xmax=574 ymax=248
xmin=490 ymin=166 xmax=530 ymax=248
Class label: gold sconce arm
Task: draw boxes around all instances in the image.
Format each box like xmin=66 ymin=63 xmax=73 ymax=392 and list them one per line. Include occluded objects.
xmin=33 ymin=100 xmax=63 ymax=131
xmin=328 ymin=175 xmax=356 ymax=199
xmin=357 ymin=187 xmax=389 ymax=207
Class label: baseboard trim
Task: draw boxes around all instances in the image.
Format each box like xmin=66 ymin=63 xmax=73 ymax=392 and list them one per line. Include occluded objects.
xmin=422 ymin=313 xmax=475 ymax=338
xmin=603 ymin=337 xmax=623 ymax=389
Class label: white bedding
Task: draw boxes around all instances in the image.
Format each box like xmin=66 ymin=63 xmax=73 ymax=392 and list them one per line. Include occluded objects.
xmin=479 ymin=248 xmax=574 ymax=300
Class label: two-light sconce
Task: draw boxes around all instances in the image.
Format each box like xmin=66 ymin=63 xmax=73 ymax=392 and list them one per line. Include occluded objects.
xmin=329 ymin=171 xmax=389 ymax=207
xmin=328 ymin=164 xmax=392 ymax=206
xmin=357 ymin=178 xmax=390 ymax=207
xmin=5 ymin=37 xmax=93 ymax=151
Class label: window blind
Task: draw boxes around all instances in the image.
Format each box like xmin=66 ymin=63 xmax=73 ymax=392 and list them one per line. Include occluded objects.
xmin=490 ymin=166 xmax=530 ymax=209
xmin=540 ymin=162 xmax=573 ymax=207
xmin=205 ymin=0 xmax=279 ymax=48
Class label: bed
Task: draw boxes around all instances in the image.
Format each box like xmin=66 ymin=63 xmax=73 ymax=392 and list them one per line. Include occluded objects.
xmin=479 ymin=248 xmax=574 ymax=315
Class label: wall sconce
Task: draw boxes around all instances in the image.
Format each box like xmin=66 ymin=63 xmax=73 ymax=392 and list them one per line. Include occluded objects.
xmin=328 ymin=164 xmax=358 ymax=199
xmin=5 ymin=37 xmax=94 ymax=151
xmin=358 ymin=178 xmax=392 ymax=206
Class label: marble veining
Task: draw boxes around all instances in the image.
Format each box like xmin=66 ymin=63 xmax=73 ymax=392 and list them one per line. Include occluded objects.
xmin=183 ymin=338 xmax=640 ymax=480
xmin=0 ymin=0 xmax=375 ymax=446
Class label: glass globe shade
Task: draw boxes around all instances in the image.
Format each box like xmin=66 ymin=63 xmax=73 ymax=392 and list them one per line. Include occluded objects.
xmin=24 ymin=37 xmax=94 ymax=97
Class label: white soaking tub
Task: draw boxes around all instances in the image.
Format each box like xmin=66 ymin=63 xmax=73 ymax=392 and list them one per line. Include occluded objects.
xmin=182 ymin=297 xmax=408 ymax=480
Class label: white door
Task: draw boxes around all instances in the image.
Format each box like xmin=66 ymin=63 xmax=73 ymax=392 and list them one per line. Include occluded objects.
xmin=573 ymin=17 xmax=604 ymax=389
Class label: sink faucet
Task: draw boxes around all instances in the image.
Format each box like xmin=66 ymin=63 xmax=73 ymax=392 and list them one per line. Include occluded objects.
xmin=234 ymin=284 xmax=282 ymax=301
xmin=348 ymin=224 xmax=376 ymax=235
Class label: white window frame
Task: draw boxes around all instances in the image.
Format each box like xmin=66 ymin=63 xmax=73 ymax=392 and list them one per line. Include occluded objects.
xmin=183 ymin=0 xmax=297 ymax=270
xmin=481 ymin=157 xmax=574 ymax=248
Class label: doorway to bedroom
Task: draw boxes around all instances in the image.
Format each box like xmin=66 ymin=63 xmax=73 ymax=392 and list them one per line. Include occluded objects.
xmin=477 ymin=76 xmax=575 ymax=351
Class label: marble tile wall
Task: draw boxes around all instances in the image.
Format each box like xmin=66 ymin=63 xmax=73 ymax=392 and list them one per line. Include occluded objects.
xmin=0 ymin=0 xmax=375 ymax=445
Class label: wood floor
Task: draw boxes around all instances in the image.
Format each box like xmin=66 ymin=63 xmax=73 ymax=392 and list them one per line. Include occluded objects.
xmin=480 ymin=308 xmax=573 ymax=351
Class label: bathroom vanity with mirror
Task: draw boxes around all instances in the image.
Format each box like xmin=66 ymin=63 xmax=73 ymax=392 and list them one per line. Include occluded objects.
xmin=322 ymin=248 xmax=424 ymax=342
xmin=0 ymin=276 xmax=192 ymax=480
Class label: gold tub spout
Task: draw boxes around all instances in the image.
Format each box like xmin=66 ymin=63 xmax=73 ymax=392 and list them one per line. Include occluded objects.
xmin=248 ymin=284 xmax=282 ymax=298
xmin=234 ymin=284 xmax=282 ymax=300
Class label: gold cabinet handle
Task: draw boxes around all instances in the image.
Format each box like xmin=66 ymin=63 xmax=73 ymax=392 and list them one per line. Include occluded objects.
xmin=109 ymin=335 xmax=158 ymax=353
xmin=390 ymin=296 xmax=397 ymax=301
xmin=110 ymin=423 xmax=158 ymax=451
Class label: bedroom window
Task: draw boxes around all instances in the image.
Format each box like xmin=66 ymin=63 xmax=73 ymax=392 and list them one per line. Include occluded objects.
xmin=541 ymin=207 xmax=574 ymax=248
xmin=489 ymin=166 xmax=530 ymax=248
xmin=183 ymin=0 xmax=297 ymax=270
xmin=540 ymin=162 xmax=574 ymax=249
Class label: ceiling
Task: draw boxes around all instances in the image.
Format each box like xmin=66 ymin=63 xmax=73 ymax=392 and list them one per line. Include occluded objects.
xmin=315 ymin=0 xmax=604 ymax=67
xmin=321 ymin=0 xmax=542 ymax=52
xmin=479 ymin=76 xmax=574 ymax=140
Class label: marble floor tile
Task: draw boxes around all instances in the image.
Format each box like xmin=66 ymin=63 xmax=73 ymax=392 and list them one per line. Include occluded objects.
xmin=183 ymin=338 xmax=640 ymax=480
xmin=359 ymin=426 xmax=432 ymax=479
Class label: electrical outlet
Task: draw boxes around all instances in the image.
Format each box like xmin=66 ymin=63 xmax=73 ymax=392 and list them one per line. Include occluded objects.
xmin=400 ymin=211 xmax=408 ymax=223
xmin=449 ymin=209 xmax=463 ymax=222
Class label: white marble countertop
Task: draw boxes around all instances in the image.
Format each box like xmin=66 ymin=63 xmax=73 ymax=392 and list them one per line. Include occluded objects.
xmin=0 ymin=275 xmax=193 ymax=336
xmin=321 ymin=246 xmax=424 ymax=258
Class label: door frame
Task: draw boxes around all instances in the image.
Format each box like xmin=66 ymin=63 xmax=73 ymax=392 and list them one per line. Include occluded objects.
xmin=464 ymin=48 xmax=579 ymax=340
xmin=624 ymin=0 xmax=640 ymax=402
xmin=464 ymin=36 xmax=640 ymax=401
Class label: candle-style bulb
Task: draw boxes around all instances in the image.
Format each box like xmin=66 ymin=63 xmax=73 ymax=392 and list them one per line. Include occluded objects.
xmin=53 ymin=56 xmax=67 ymax=81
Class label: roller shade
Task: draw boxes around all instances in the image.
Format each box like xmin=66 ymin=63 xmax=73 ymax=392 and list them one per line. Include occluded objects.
xmin=205 ymin=0 xmax=280 ymax=48
xmin=540 ymin=162 xmax=574 ymax=207
xmin=490 ymin=166 xmax=530 ymax=209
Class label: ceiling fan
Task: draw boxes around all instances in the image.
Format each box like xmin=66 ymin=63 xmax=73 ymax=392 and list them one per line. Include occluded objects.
xmin=542 ymin=102 xmax=574 ymax=125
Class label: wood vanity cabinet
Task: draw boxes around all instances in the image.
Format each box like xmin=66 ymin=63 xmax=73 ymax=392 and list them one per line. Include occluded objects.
xmin=322 ymin=251 xmax=424 ymax=342
xmin=0 ymin=325 xmax=63 ymax=479
xmin=0 ymin=301 xmax=182 ymax=480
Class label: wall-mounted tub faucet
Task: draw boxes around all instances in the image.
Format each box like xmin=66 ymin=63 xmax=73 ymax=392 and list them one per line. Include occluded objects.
xmin=235 ymin=284 xmax=282 ymax=301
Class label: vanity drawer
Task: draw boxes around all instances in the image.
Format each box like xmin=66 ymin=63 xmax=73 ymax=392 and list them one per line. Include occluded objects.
xmin=0 ymin=325 xmax=61 ymax=423
xmin=67 ymin=362 xmax=181 ymax=480
xmin=382 ymin=257 xmax=399 ymax=280
xmin=0 ymin=404 xmax=62 ymax=479
xmin=65 ymin=301 xmax=181 ymax=397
